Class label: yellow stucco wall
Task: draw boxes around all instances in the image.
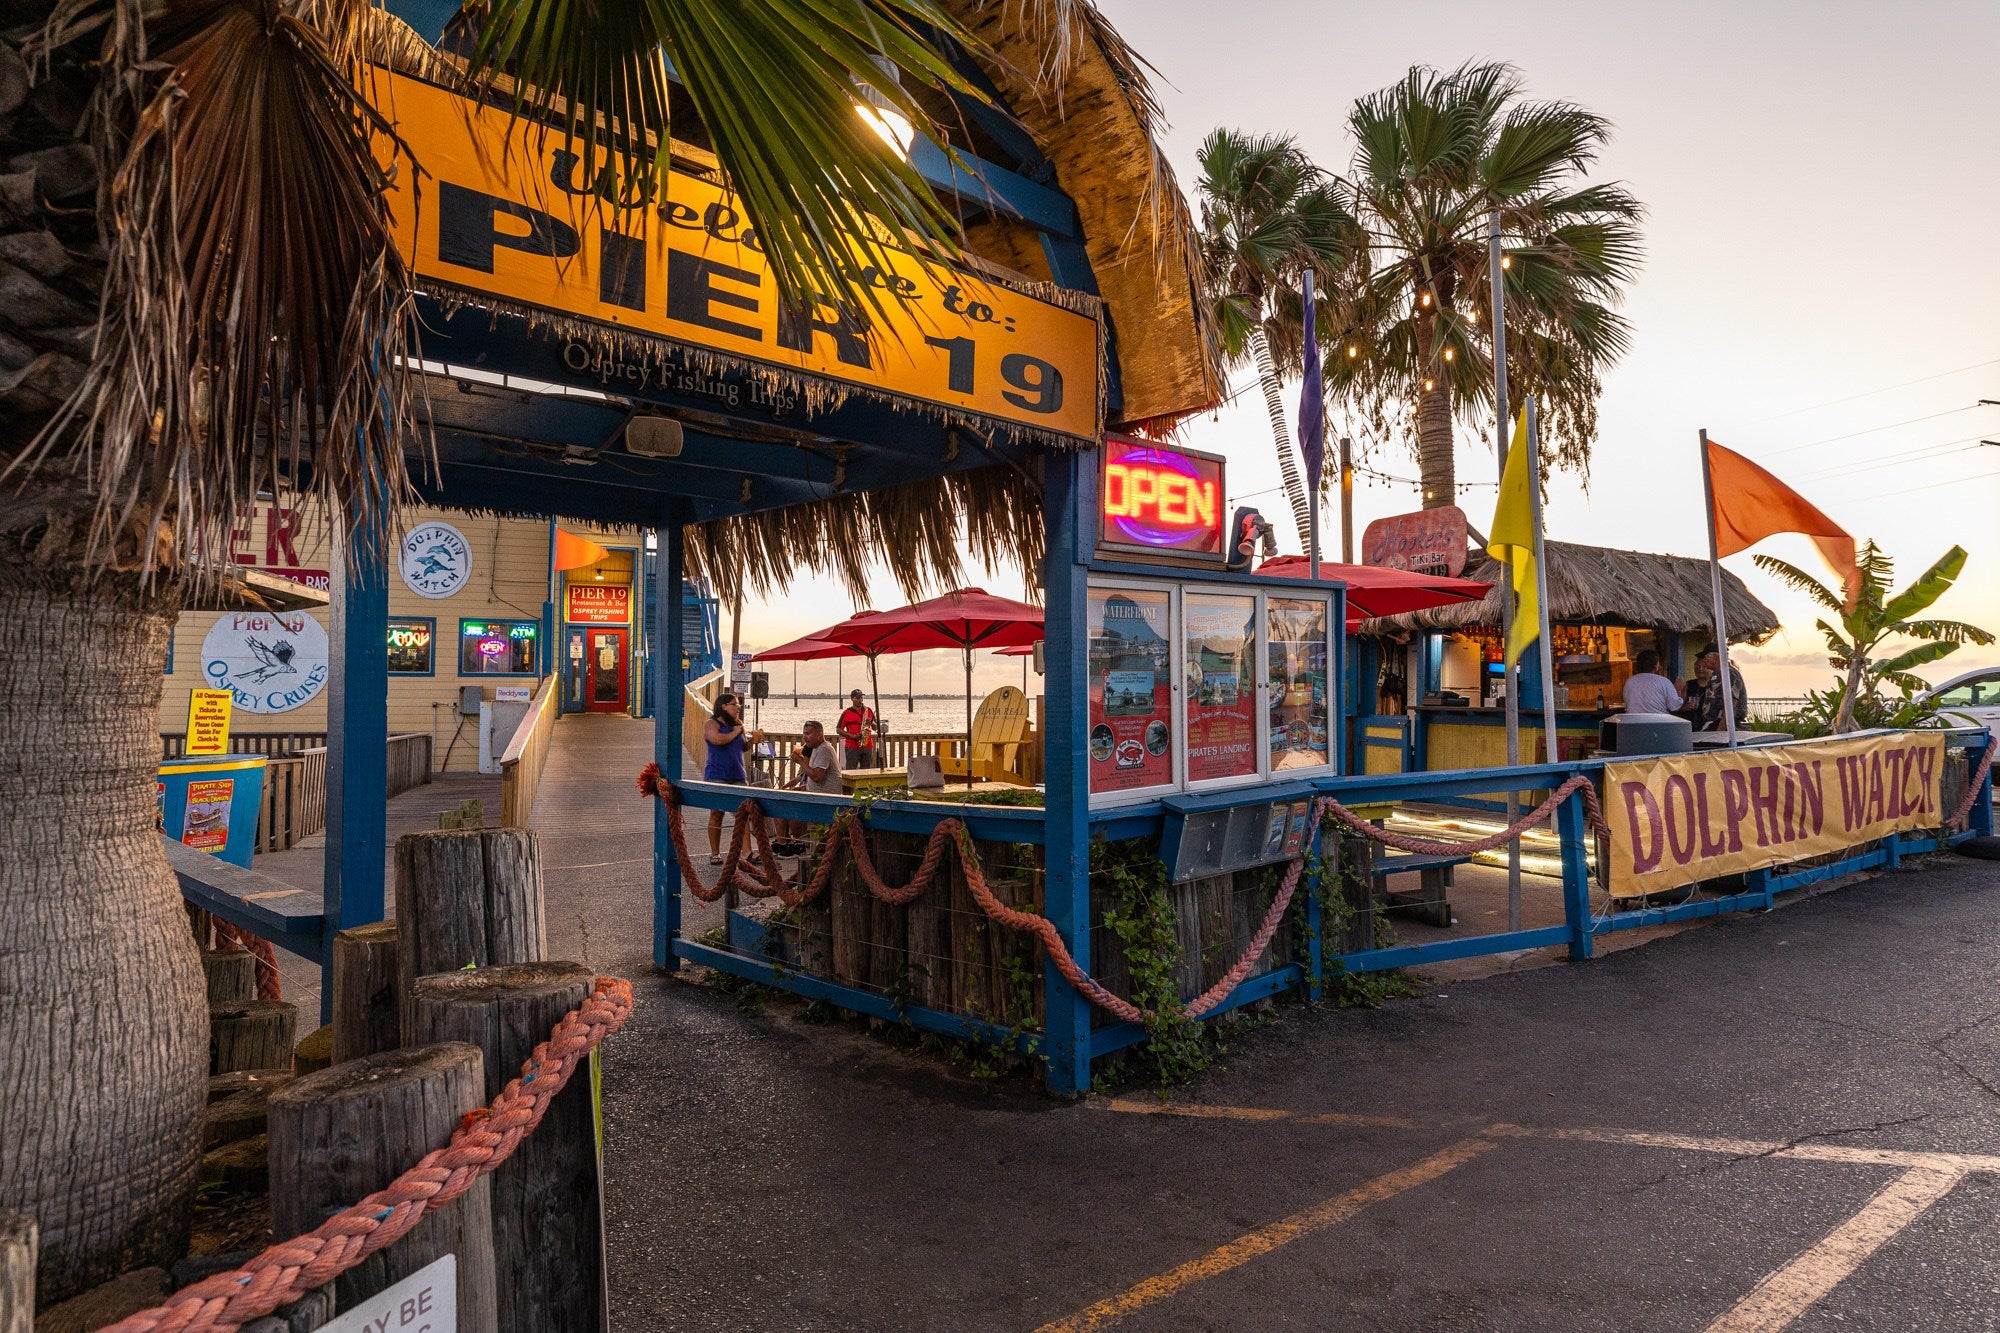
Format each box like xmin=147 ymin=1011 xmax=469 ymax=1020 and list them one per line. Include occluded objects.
xmin=160 ymin=507 xmax=641 ymax=771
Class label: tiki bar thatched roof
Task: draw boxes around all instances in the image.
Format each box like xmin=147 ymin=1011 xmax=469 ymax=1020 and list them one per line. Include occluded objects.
xmin=947 ymin=0 xmax=1226 ymax=431
xmin=1369 ymin=541 xmax=1781 ymax=645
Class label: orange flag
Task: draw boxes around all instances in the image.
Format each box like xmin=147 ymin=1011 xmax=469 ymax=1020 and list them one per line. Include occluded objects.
xmin=1705 ymin=438 xmax=1861 ymax=610
xmin=553 ymin=528 xmax=610 ymax=572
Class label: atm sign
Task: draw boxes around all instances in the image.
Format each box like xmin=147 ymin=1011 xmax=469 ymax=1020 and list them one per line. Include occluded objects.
xmin=1098 ymin=438 xmax=1225 ymax=562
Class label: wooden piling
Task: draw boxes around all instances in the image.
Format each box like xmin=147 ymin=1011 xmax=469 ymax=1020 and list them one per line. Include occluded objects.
xmin=412 ymin=964 xmax=601 ymax=1333
xmin=332 ymin=920 xmax=402 ymax=1062
xmin=395 ymin=829 xmax=546 ymax=1041
xmin=0 ymin=1213 xmax=32 ymax=1333
xmin=201 ymin=950 xmax=257 ymax=1002
xmin=269 ymin=1044 xmax=498 ymax=1332
xmin=209 ymin=1000 xmax=297 ymax=1075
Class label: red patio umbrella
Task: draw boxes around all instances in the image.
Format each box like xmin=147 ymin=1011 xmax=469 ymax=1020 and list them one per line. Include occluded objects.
xmin=753 ymin=634 xmax=865 ymax=714
xmin=993 ymin=641 xmax=1039 ymax=691
xmin=821 ymin=589 xmax=1043 ymax=785
xmin=1258 ymin=555 xmax=1491 ymax=626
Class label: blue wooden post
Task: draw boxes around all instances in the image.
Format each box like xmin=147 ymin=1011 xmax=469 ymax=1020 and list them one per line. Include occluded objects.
xmin=654 ymin=512 xmax=685 ymax=970
xmin=322 ymin=520 xmax=390 ymax=1021
xmin=1556 ymin=785 xmax=1593 ymax=960
xmin=1975 ymin=737 xmax=1996 ymax=839
xmin=1042 ymin=448 xmax=1092 ymax=1095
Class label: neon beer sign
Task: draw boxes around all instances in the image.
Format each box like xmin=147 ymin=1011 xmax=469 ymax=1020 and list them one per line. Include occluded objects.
xmin=1097 ymin=437 xmax=1226 ymax=562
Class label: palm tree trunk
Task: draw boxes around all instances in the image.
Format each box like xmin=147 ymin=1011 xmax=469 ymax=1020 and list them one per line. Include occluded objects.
xmin=1833 ymin=652 xmax=1866 ymax=733
xmin=0 ymin=572 xmax=207 ymax=1301
xmin=1248 ymin=325 xmax=1314 ymax=547
xmin=1415 ymin=317 xmax=1456 ymax=509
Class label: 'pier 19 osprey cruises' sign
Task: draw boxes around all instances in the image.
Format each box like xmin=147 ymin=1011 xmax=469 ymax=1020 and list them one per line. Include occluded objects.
xmin=365 ymin=68 xmax=1102 ymax=442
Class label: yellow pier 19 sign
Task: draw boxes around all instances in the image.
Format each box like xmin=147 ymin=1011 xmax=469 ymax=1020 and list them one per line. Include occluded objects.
xmin=1603 ymin=731 xmax=1948 ymax=898
xmin=184 ymin=688 xmax=234 ymax=757
xmin=367 ymin=69 xmax=1102 ymax=441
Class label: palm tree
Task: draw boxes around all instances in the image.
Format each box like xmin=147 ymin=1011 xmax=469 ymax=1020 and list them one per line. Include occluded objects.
xmin=1195 ymin=128 xmax=1357 ymax=543
xmin=0 ymin=0 xmax=1010 ymax=1299
xmin=1756 ymin=542 xmax=1994 ymax=733
xmin=1324 ymin=62 xmax=1643 ymax=508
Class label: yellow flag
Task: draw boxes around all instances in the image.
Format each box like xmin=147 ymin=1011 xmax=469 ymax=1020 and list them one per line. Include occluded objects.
xmin=1488 ymin=409 xmax=1539 ymax=667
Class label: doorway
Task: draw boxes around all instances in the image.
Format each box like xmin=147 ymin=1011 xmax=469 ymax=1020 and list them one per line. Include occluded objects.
xmin=585 ymin=627 xmax=628 ymax=713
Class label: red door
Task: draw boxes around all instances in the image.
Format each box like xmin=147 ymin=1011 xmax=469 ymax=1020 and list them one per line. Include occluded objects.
xmin=584 ymin=627 xmax=628 ymax=713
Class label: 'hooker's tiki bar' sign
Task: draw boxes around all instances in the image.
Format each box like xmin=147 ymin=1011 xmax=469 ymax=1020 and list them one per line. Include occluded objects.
xmin=1604 ymin=731 xmax=1948 ymax=897
xmin=367 ymin=69 xmax=1101 ymax=441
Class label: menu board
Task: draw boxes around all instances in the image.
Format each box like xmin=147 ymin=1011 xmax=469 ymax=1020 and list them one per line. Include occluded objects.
xmin=1267 ymin=597 xmax=1331 ymax=771
xmin=1087 ymin=587 xmax=1173 ymax=794
xmin=1184 ymin=593 xmax=1257 ymax=783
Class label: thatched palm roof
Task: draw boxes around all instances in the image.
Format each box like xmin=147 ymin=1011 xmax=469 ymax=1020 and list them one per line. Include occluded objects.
xmin=1369 ymin=541 xmax=1781 ymax=644
xmin=946 ymin=0 xmax=1225 ymax=432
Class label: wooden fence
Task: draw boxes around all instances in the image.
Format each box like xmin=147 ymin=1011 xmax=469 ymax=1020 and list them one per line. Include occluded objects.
xmin=166 ymin=731 xmax=432 ymax=854
xmin=752 ymin=731 xmax=965 ymax=787
xmin=499 ymin=677 xmax=560 ymax=827
xmin=161 ymin=731 xmax=328 ymax=759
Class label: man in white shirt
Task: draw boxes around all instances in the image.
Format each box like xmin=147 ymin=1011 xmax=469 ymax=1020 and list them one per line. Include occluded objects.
xmin=1621 ymin=649 xmax=1684 ymax=715
xmin=777 ymin=720 xmax=841 ymax=854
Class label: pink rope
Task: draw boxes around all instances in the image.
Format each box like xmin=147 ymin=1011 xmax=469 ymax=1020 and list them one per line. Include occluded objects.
xmin=1949 ymin=740 xmax=1997 ymax=830
xmin=639 ymin=768 xmax=1604 ymax=1027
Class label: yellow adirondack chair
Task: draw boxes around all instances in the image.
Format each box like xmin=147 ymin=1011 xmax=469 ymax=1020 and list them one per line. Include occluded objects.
xmin=937 ymin=686 xmax=1032 ymax=783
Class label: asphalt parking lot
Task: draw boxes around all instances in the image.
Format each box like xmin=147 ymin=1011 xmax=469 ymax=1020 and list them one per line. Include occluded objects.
xmin=600 ymin=849 xmax=2000 ymax=1331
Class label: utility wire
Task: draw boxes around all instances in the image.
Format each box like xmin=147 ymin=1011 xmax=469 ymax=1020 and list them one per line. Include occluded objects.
xmin=1759 ymin=404 xmax=1989 ymax=457
xmin=1741 ymin=355 xmax=2000 ymax=426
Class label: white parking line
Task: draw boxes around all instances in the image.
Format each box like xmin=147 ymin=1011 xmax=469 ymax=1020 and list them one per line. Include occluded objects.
xmin=1703 ymin=1166 xmax=1966 ymax=1332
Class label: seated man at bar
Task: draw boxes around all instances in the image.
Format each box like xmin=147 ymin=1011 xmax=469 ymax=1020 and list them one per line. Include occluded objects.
xmin=1621 ymin=648 xmax=1684 ymax=715
xmin=776 ymin=720 xmax=841 ymax=856
xmin=1682 ymin=644 xmax=1748 ymax=731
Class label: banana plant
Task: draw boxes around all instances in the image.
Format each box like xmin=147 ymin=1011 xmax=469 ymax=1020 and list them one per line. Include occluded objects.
xmin=1755 ymin=540 xmax=1994 ymax=733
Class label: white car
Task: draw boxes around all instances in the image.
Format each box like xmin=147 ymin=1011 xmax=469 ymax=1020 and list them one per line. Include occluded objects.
xmin=1920 ymin=667 xmax=2000 ymax=743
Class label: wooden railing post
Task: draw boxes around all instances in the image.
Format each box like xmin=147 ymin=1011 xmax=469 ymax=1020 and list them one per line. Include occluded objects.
xmin=413 ymin=963 xmax=602 ymax=1333
xmin=394 ymin=828 xmax=546 ymax=1040
xmin=269 ymin=1045 xmax=499 ymax=1330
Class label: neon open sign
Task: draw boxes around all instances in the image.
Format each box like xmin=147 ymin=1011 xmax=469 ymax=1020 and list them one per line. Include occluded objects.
xmin=1097 ymin=437 xmax=1226 ymax=562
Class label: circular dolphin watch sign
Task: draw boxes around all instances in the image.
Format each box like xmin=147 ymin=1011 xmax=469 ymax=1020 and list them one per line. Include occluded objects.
xmin=201 ymin=611 xmax=329 ymax=714
xmin=399 ymin=520 xmax=472 ymax=599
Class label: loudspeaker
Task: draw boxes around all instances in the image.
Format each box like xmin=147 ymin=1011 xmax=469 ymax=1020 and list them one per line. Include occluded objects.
xmin=749 ymin=671 xmax=769 ymax=700
xmin=625 ymin=415 xmax=685 ymax=458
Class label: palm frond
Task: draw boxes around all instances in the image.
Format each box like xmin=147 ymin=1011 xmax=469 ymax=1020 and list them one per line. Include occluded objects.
xmin=1753 ymin=555 xmax=1844 ymax=614
xmin=1879 ymin=544 xmax=1967 ymax=625
xmin=1891 ymin=619 xmax=1995 ymax=646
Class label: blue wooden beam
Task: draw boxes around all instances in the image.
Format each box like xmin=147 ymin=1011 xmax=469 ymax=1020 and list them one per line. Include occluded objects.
xmin=322 ymin=520 xmax=390 ymax=1023
xmin=1041 ymin=447 xmax=1091 ymax=1095
xmin=656 ymin=513 xmax=685 ymax=970
xmin=909 ymin=138 xmax=1079 ymax=238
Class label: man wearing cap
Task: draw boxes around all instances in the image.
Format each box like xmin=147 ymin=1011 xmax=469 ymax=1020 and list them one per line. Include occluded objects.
xmin=836 ymin=688 xmax=880 ymax=770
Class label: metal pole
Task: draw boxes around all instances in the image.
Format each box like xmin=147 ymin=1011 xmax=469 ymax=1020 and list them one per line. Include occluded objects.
xmin=1339 ymin=436 xmax=1355 ymax=563
xmin=1491 ymin=209 xmax=1522 ymax=928
xmin=1304 ymin=270 xmax=1322 ymax=581
xmin=1698 ymin=429 xmax=1740 ymax=747
xmin=1527 ymin=397 xmax=1559 ymax=765
xmin=908 ymin=651 xmax=915 ymax=712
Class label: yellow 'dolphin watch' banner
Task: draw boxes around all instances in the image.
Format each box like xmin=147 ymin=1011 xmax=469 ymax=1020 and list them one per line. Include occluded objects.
xmin=366 ymin=69 xmax=1101 ymax=440
xmin=1602 ymin=731 xmax=1948 ymax=898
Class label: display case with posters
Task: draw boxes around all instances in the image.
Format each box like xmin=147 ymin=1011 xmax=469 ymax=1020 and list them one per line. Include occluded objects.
xmin=1085 ymin=576 xmax=1338 ymax=804
xmin=1184 ymin=593 xmax=1258 ymax=786
xmin=1087 ymin=585 xmax=1174 ymax=797
xmin=1266 ymin=597 xmax=1331 ymax=772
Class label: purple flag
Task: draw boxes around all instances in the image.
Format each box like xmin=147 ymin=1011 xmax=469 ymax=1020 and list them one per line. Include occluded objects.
xmin=1297 ymin=272 xmax=1324 ymax=497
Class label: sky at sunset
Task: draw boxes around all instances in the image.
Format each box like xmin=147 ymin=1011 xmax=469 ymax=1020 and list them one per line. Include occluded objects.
xmin=733 ymin=0 xmax=2000 ymax=703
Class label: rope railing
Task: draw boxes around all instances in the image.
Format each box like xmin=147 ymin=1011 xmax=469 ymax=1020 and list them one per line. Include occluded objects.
xmin=639 ymin=765 xmax=1601 ymax=1024
xmin=103 ymin=977 xmax=635 ymax=1333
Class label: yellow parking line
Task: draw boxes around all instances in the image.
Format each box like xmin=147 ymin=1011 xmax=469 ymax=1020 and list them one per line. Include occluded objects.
xmin=1703 ymin=1166 xmax=1965 ymax=1332
xmin=1095 ymin=1097 xmax=1420 ymax=1130
xmin=1034 ymin=1136 xmax=1497 ymax=1333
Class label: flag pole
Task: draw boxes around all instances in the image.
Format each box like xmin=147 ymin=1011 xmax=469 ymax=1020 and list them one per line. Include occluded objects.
xmin=1303 ymin=270 xmax=1322 ymax=582
xmin=1339 ymin=436 xmax=1355 ymax=563
xmin=1490 ymin=209 xmax=1522 ymax=928
xmin=1698 ymin=428 xmax=1740 ymax=747
xmin=1526 ymin=396 xmax=1559 ymax=764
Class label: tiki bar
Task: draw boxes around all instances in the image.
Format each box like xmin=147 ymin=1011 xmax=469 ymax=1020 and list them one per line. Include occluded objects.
xmin=172 ymin=4 xmax=1995 ymax=1101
